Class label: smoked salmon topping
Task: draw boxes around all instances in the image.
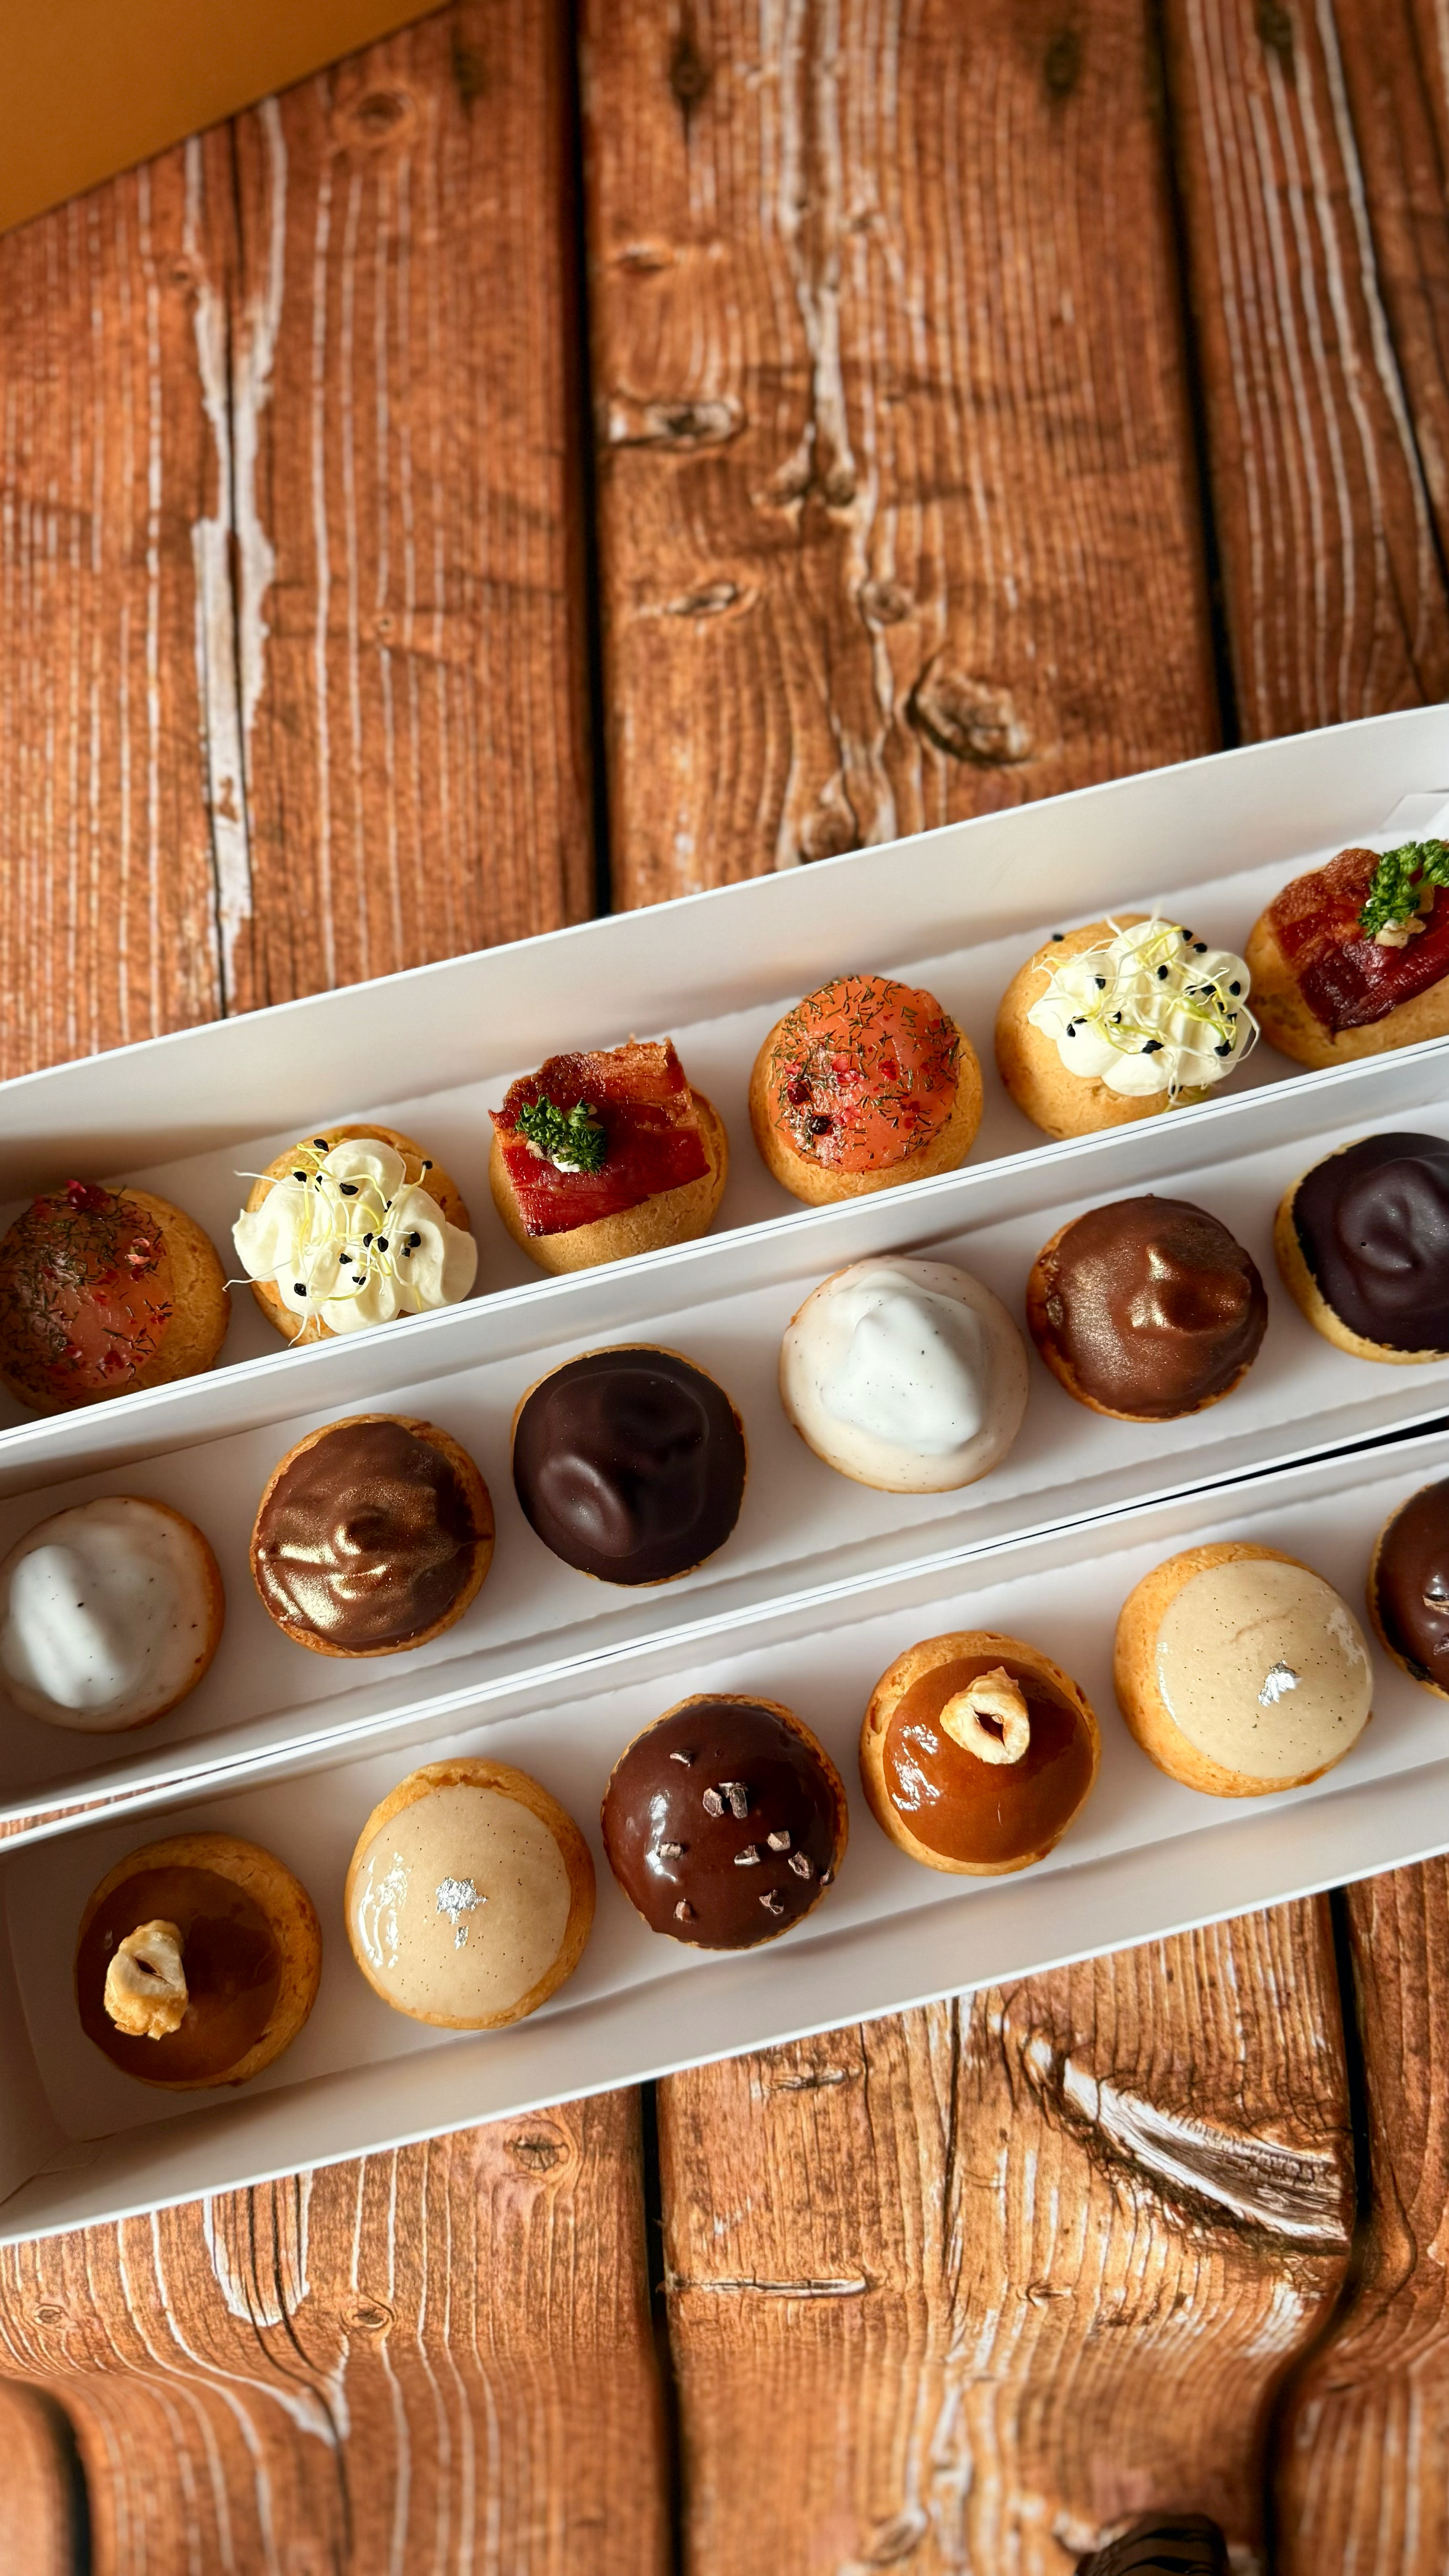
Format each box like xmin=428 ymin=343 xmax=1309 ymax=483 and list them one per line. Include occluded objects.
xmin=0 ymin=1182 xmax=174 ymax=1403
xmin=764 ymin=975 xmax=959 ymax=1172
xmin=492 ymin=1039 xmax=710 ymax=1237
xmin=1269 ymin=846 xmax=1449 ymax=1033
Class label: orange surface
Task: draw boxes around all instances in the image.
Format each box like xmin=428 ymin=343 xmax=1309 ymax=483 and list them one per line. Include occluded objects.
xmin=1 ymin=0 xmax=432 ymax=232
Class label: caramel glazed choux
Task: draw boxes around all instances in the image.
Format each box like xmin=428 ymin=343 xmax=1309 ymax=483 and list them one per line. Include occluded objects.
xmin=1114 ymin=1541 xmax=1373 ymax=1797
xmin=861 ymin=1632 xmax=1100 ymax=1876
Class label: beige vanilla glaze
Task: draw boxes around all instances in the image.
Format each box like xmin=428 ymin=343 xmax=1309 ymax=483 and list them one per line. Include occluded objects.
xmin=348 ymin=1786 xmax=572 ymax=2022
xmin=1155 ymin=1560 xmax=1372 ymax=1783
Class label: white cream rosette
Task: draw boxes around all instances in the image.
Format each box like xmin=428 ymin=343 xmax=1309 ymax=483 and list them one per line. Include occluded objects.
xmin=233 ymin=1137 xmax=477 ymax=1335
xmin=1026 ymin=917 xmax=1256 ymax=1099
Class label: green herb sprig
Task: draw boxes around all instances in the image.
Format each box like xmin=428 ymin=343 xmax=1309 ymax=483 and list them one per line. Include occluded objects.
xmin=1359 ymin=840 xmax=1449 ymax=938
xmin=516 ymin=1095 xmax=608 ymax=1174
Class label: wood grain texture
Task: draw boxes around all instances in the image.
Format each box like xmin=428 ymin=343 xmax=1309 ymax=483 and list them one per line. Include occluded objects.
xmin=0 ymin=2103 xmax=667 ymax=2576
xmin=0 ymin=2382 xmax=82 ymax=2575
xmin=1163 ymin=0 xmax=1449 ymax=737
xmin=581 ymin=0 xmax=1219 ymax=900
xmin=1274 ymin=1865 xmax=1449 ymax=2571
xmin=660 ymin=1912 xmax=1352 ymax=2572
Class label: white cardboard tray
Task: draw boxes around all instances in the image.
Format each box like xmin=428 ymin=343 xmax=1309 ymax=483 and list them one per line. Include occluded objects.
xmin=4 ymin=711 xmax=1449 ymax=1829
xmin=5 ymin=1419 xmax=1449 ymax=2245
xmin=7 ymin=1049 xmax=1449 ymax=1839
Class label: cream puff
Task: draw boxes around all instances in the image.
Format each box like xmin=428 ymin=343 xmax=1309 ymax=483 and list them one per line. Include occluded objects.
xmin=995 ymin=916 xmax=1256 ymax=1139
xmin=1275 ymin=1132 xmax=1449 ymax=1362
xmin=1246 ymin=842 xmax=1449 ymax=1068
xmin=601 ymin=1694 xmax=846 ymax=1946
xmin=0 ymin=1497 xmax=223 ymax=1732
xmin=76 ymin=1831 xmax=321 ymax=2088
xmin=779 ymin=1256 xmax=1029 ymax=1491
xmin=1114 ymin=1542 xmax=1373 ymax=1796
xmin=1027 ymin=1196 xmax=1268 ymax=1421
xmin=1368 ymin=1479 xmax=1449 ymax=1696
xmin=233 ymin=1125 xmax=476 ymax=1342
xmin=861 ymin=1632 xmax=1100 ymax=1875
xmin=251 ymin=1414 xmax=493 ymax=1655
xmin=346 ymin=1759 xmax=595 ymax=2027
xmin=0 ymin=1179 xmax=229 ymax=1413
xmin=749 ymin=975 xmax=980 ymax=1205
xmin=511 ymin=1346 xmax=746 ymax=1585
xmin=489 ymin=1039 xmax=726 ymax=1273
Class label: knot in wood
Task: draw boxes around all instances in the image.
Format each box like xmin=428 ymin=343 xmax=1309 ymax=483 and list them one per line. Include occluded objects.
xmin=908 ymin=663 xmax=1033 ymax=766
xmin=509 ymin=2127 xmax=567 ymax=2174
xmin=669 ymin=29 xmax=711 ymax=108
xmin=334 ymin=84 xmax=418 ymax=156
xmin=1043 ymin=29 xmax=1082 ymax=99
xmin=347 ymin=2297 xmax=393 ymax=2334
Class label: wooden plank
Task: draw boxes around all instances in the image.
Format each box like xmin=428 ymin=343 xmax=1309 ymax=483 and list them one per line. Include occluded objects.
xmin=660 ymin=1917 xmax=1351 ymax=2569
xmin=1274 ymin=1865 xmax=1449 ymax=2570
xmin=0 ymin=2384 xmax=80 ymax=2575
xmin=1163 ymin=0 xmax=1449 ymax=737
xmin=580 ymin=0 xmax=1219 ymax=903
xmin=0 ymin=2103 xmax=667 ymax=2574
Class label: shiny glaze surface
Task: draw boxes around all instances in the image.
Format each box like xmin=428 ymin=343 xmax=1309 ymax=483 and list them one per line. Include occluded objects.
xmin=602 ymin=1699 xmax=840 ymax=1947
xmin=0 ymin=1182 xmax=174 ymax=1404
xmin=513 ymin=1348 xmax=745 ymax=1584
xmin=764 ymin=975 xmax=959 ymax=1172
xmin=1294 ymin=1131 xmax=1449 ymax=1350
xmin=1374 ymin=1477 xmax=1449 ymax=1683
xmin=77 ymin=1864 xmax=280 ymax=2084
xmin=254 ymin=1419 xmax=480 ymax=1647
xmin=882 ymin=1652 xmax=1094 ymax=1865
xmin=1039 ymin=1194 xmax=1266 ymax=1417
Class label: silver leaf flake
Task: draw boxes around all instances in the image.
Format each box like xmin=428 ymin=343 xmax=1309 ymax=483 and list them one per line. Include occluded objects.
xmin=436 ymin=1875 xmax=485 ymax=1948
xmin=1258 ymin=1662 xmax=1300 ymax=1708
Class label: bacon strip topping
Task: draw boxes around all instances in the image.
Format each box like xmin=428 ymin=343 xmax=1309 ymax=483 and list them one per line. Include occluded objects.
xmin=1269 ymin=846 xmax=1449 ymax=1033
xmin=492 ymin=1040 xmax=710 ymax=1236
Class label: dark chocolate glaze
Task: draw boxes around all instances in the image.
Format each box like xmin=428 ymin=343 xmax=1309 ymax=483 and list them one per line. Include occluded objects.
xmin=1039 ymin=1195 xmax=1266 ymax=1419
xmin=1293 ymin=1131 xmax=1449 ymax=1353
xmin=1373 ymin=1477 xmax=1449 ymax=1683
xmin=601 ymin=1698 xmax=842 ymax=1947
xmin=512 ymin=1348 xmax=746 ymax=1585
xmin=254 ymin=1418 xmax=482 ymax=1648
xmin=1075 ymin=2514 xmax=1228 ymax=2576
xmin=881 ymin=1652 xmax=1094 ymax=1866
xmin=76 ymin=1864 xmax=280 ymax=2085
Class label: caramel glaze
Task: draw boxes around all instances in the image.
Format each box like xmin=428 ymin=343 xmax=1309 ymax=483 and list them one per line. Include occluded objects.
xmin=254 ymin=1419 xmax=480 ymax=1648
xmin=77 ymin=1864 xmax=280 ymax=2084
xmin=1374 ymin=1477 xmax=1449 ymax=1684
xmin=513 ymin=1348 xmax=746 ymax=1584
xmin=1294 ymin=1132 xmax=1449 ymax=1351
xmin=1039 ymin=1195 xmax=1266 ymax=1418
xmin=603 ymin=1699 xmax=841 ymax=1947
xmin=882 ymin=1652 xmax=1095 ymax=1866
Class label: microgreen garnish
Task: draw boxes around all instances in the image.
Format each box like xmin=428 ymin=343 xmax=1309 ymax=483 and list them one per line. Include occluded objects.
xmin=1358 ymin=841 xmax=1449 ymax=938
xmin=517 ymin=1096 xmax=607 ymax=1174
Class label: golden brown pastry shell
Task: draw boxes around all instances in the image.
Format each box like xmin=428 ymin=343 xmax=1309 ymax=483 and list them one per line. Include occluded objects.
xmin=601 ymin=1692 xmax=849 ymax=1948
xmin=994 ymin=919 xmax=1216 ymax=1140
xmin=860 ymin=1630 xmax=1101 ymax=1877
xmin=76 ymin=1830 xmax=321 ymax=2090
xmin=249 ymin=1413 xmax=494 ymax=1657
xmin=489 ymin=1088 xmax=727 ymax=1274
xmin=747 ymin=1013 xmax=981 ymax=1206
xmin=244 ymin=1124 xmax=471 ymax=1344
xmin=345 ymin=1758 xmax=595 ymax=2028
xmin=1113 ymin=1540 xmax=1367 ymax=1797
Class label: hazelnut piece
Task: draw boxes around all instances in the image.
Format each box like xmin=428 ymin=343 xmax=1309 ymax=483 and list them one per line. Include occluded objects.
xmin=938 ymin=1668 xmax=1031 ymax=1766
xmin=103 ymin=1919 xmax=188 ymax=2040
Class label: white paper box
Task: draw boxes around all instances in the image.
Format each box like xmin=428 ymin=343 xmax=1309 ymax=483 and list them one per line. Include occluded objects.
xmin=3 ymin=708 xmax=1449 ymax=1834
xmin=5 ymin=1419 xmax=1449 ymax=2245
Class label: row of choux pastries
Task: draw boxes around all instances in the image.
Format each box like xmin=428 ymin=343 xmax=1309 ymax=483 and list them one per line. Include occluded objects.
xmin=5 ymin=831 xmax=1446 ymax=1414
xmin=76 ymin=1469 xmax=1449 ymax=2092
xmin=7 ymin=1118 xmax=1445 ymax=1743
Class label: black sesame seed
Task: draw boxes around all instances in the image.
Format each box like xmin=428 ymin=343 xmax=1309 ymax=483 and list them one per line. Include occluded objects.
xmin=1229 ymin=981 xmax=1241 ymax=995
xmin=340 ymin=1182 xmax=359 ymax=1196
xmin=291 ymin=1168 xmax=306 ymax=1181
xmin=409 ymin=1231 xmax=421 ymax=1247
xmin=1050 ymin=930 xmax=1065 ymax=941
xmin=1215 ymin=1039 xmax=1231 ymax=1056
xmin=1156 ymin=965 xmax=1169 ymax=980
xmin=1142 ymin=1039 xmax=1162 ymax=1053
xmin=1112 ymin=1013 xmax=1122 ymax=1023
xmin=294 ymin=1282 xmax=306 ymax=1296
xmin=1094 ymin=975 xmax=1107 ymax=989
xmin=1065 ymin=1022 xmax=1077 ymax=1037
xmin=1193 ymin=941 xmax=1208 ymax=953
xmin=375 ymin=1237 xmax=389 ymax=1252
xmin=363 ymin=1232 xmax=373 ymax=1247
xmin=313 ymin=1138 xmax=329 ymax=1150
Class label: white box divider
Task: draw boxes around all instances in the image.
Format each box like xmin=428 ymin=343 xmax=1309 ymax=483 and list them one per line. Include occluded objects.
xmin=6 ymin=1415 xmax=1449 ymax=2245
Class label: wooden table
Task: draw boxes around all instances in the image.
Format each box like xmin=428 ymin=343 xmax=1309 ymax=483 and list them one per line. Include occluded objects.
xmin=2 ymin=3 xmax=1447 ymax=2564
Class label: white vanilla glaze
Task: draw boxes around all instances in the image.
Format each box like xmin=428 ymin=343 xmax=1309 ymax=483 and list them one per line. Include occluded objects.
xmin=233 ymin=1136 xmax=477 ymax=1335
xmin=1155 ymin=1558 xmax=1372 ymax=1783
xmin=0 ymin=1497 xmax=218 ymax=1733
xmin=349 ymin=1784 xmax=572 ymax=2023
xmin=779 ymin=1257 xmax=1030 ymax=1493
xmin=1027 ymin=917 xmax=1257 ymax=1098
